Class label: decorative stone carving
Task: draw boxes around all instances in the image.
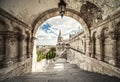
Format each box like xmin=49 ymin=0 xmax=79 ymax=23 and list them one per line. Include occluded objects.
xmin=108 ymin=30 xmax=117 ymax=40
xmin=18 ymin=34 xmax=25 ymax=41
xmin=3 ymin=32 xmax=15 ymax=67
xmin=5 ymin=35 xmax=15 ymax=45
xmin=80 ymin=1 xmax=102 ymax=27
xmin=17 ymin=34 xmax=26 ymax=61
xmin=103 ymin=21 xmax=117 ymax=66
xmin=0 ymin=8 xmax=32 ymax=30
xmin=108 ymin=21 xmax=117 ymax=40
xmin=0 ymin=20 xmax=9 ymax=31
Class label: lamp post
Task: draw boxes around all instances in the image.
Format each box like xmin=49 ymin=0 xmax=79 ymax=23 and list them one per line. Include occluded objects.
xmin=58 ymin=0 xmax=66 ymax=18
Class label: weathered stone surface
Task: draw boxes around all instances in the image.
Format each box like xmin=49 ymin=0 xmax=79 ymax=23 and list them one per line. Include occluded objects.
xmin=2 ymin=58 xmax=120 ymax=82
xmin=57 ymin=7 xmax=120 ymax=78
xmin=0 ymin=0 xmax=120 ymax=81
xmin=68 ymin=49 xmax=120 ymax=78
xmin=0 ymin=0 xmax=119 ymax=26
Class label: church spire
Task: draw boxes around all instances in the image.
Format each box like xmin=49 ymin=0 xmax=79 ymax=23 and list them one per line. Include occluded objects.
xmin=58 ymin=30 xmax=62 ymax=43
xmin=58 ymin=30 xmax=61 ymax=37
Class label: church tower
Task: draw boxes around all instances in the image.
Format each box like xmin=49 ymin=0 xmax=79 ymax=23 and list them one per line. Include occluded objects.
xmin=57 ymin=30 xmax=62 ymax=43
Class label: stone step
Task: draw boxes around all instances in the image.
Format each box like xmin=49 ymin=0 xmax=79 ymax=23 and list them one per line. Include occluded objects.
xmin=2 ymin=58 xmax=120 ymax=82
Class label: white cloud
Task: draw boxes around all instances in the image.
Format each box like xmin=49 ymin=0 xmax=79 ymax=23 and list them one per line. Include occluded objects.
xmin=36 ymin=16 xmax=83 ymax=45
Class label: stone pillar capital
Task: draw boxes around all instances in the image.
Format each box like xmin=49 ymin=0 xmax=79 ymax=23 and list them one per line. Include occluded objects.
xmin=31 ymin=37 xmax=37 ymax=42
xmin=4 ymin=33 xmax=15 ymax=67
xmin=97 ymin=34 xmax=104 ymax=40
xmin=18 ymin=34 xmax=26 ymax=41
xmin=4 ymin=32 xmax=14 ymax=39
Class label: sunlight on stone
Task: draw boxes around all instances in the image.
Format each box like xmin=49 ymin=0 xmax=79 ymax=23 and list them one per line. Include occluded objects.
xmin=54 ymin=63 xmax=64 ymax=71
xmin=32 ymin=39 xmax=49 ymax=72
xmin=32 ymin=59 xmax=55 ymax=72
xmin=32 ymin=39 xmax=37 ymax=72
xmin=55 ymin=63 xmax=64 ymax=66
xmin=34 ymin=59 xmax=48 ymax=72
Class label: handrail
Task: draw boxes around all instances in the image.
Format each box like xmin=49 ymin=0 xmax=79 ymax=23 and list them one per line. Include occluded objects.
xmin=69 ymin=47 xmax=85 ymax=55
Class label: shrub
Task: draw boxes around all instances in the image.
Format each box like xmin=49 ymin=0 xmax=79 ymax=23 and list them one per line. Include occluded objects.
xmin=36 ymin=47 xmax=56 ymax=62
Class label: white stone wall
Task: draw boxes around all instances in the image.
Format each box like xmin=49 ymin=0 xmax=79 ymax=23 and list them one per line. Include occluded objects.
xmin=67 ymin=7 xmax=120 ymax=77
xmin=68 ymin=49 xmax=120 ymax=78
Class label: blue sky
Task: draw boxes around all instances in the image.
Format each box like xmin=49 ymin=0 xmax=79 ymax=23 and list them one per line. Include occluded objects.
xmin=36 ymin=16 xmax=83 ymax=45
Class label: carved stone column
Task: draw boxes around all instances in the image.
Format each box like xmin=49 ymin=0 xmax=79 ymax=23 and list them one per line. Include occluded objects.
xmin=27 ymin=37 xmax=30 ymax=58
xmin=85 ymin=37 xmax=91 ymax=56
xmin=25 ymin=36 xmax=30 ymax=58
xmin=30 ymin=37 xmax=36 ymax=57
xmin=108 ymin=30 xmax=117 ymax=66
xmin=108 ymin=21 xmax=117 ymax=66
xmin=18 ymin=34 xmax=25 ymax=62
xmin=97 ymin=34 xmax=104 ymax=61
xmin=91 ymin=32 xmax=96 ymax=58
xmin=4 ymin=33 xmax=14 ymax=67
xmin=83 ymin=35 xmax=86 ymax=53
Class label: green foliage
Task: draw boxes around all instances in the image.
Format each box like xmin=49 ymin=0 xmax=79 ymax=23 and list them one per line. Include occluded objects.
xmin=36 ymin=46 xmax=56 ymax=62
xmin=36 ymin=50 xmax=46 ymax=62
xmin=46 ymin=47 xmax=56 ymax=59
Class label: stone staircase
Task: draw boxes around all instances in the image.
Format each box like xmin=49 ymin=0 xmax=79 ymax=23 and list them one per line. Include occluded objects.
xmin=2 ymin=58 xmax=120 ymax=82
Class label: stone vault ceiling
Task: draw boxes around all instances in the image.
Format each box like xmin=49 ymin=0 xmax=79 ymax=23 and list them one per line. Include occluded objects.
xmin=0 ymin=0 xmax=119 ymax=27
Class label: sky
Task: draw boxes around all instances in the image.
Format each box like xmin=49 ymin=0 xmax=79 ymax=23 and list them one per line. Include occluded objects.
xmin=36 ymin=16 xmax=83 ymax=45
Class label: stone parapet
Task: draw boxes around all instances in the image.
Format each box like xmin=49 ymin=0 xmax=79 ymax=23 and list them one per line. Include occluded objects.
xmin=68 ymin=49 xmax=120 ymax=78
xmin=0 ymin=58 xmax=32 ymax=81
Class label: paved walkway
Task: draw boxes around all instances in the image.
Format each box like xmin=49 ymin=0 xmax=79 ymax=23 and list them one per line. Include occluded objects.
xmin=2 ymin=58 xmax=120 ymax=82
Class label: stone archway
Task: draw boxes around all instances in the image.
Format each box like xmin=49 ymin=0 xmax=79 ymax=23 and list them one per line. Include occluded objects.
xmin=31 ymin=8 xmax=90 ymax=38
xmin=0 ymin=0 xmax=120 ymax=80
xmin=31 ymin=8 xmax=90 ymax=72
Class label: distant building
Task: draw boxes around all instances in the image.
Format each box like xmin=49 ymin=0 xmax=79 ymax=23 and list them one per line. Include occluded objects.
xmin=56 ymin=29 xmax=84 ymax=58
xmin=56 ymin=30 xmax=70 ymax=58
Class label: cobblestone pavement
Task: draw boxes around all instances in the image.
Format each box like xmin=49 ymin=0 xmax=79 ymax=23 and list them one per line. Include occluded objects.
xmin=2 ymin=58 xmax=120 ymax=82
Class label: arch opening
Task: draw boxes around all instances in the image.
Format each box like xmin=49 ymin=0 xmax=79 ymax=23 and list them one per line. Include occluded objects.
xmin=32 ymin=15 xmax=85 ymax=72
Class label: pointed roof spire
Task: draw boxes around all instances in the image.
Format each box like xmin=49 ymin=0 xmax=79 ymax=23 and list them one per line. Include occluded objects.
xmin=58 ymin=29 xmax=62 ymax=43
xmin=58 ymin=29 xmax=61 ymax=37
